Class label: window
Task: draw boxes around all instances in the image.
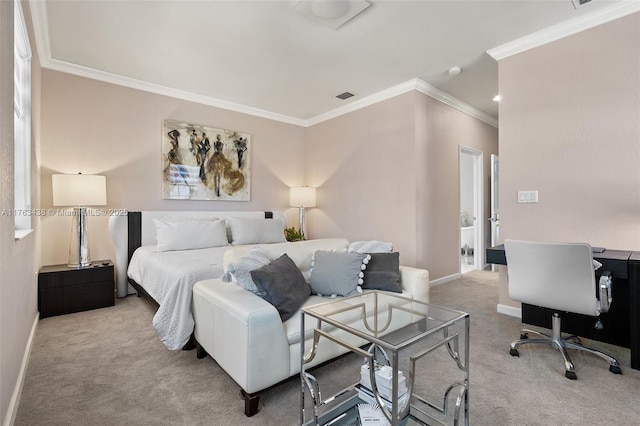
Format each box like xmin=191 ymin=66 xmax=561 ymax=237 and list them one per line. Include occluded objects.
xmin=14 ymin=0 xmax=32 ymax=237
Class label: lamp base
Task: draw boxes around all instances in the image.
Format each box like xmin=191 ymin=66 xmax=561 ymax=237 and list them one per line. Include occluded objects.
xmin=299 ymin=207 xmax=307 ymax=240
xmin=68 ymin=207 xmax=91 ymax=268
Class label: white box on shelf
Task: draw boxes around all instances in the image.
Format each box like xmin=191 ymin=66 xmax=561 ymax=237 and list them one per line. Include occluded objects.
xmin=357 ymin=385 xmax=409 ymax=413
xmin=357 ymin=403 xmax=391 ymax=426
xmin=360 ymin=363 xmax=407 ymax=401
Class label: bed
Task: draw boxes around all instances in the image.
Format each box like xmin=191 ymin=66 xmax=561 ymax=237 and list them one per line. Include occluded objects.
xmin=108 ymin=210 xmax=287 ymax=350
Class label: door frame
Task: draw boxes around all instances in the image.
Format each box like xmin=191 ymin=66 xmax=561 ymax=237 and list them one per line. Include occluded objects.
xmin=459 ymin=146 xmax=484 ymax=272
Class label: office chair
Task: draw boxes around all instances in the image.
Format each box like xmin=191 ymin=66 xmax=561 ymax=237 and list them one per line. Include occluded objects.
xmin=504 ymin=239 xmax=622 ymax=380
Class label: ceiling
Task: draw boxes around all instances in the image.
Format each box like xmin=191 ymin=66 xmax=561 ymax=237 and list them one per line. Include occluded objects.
xmin=29 ymin=0 xmax=637 ymax=127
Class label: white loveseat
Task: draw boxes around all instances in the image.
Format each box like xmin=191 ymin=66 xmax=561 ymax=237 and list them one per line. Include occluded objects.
xmin=192 ymin=238 xmax=430 ymax=416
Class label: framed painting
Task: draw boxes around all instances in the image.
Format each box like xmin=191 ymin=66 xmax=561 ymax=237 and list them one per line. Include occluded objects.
xmin=162 ymin=119 xmax=251 ymax=201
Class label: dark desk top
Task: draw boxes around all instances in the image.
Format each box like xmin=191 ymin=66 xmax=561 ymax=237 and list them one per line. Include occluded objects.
xmin=487 ymin=245 xmax=631 ymax=263
xmin=486 ymin=245 xmax=632 ymax=279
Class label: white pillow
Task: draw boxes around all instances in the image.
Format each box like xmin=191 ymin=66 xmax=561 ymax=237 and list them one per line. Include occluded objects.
xmin=154 ymin=219 xmax=228 ymax=251
xmin=348 ymin=240 xmax=393 ymax=254
xmin=221 ymin=246 xmax=272 ymax=295
xmin=228 ymin=217 xmax=286 ymax=245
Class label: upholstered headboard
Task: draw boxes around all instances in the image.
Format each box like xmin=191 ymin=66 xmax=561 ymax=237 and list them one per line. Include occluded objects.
xmin=108 ymin=211 xmax=286 ymax=297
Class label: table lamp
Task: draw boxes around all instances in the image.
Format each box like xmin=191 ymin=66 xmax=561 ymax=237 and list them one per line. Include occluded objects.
xmin=52 ymin=173 xmax=107 ymax=268
xmin=290 ymin=186 xmax=316 ymax=240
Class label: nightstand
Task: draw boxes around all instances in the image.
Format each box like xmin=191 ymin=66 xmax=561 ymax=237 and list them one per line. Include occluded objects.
xmin=38 ymin=260 xmax=115 ymax=319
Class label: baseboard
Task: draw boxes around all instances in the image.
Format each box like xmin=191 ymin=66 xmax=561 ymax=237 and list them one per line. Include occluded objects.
xmin=3 ymin=313 xmax=38 ymax=426
xmin=430 ymin=273 xmax=461 ymax=287
xmin=497 ymin=304 xmax=522 ymax=318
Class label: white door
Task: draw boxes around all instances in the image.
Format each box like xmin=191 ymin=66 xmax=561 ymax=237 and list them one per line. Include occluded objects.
xmin=490 ymin=154 xmax=499 ymax=247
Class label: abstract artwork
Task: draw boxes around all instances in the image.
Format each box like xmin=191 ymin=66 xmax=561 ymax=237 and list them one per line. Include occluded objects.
xmin=162 ymin=119 xmax=251 ymax=201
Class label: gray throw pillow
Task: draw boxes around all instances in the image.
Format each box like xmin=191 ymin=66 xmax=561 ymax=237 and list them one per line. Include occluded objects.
xmin=221 ymin=246 xmax=271 ymax=295
xmin=362 ymin=252 xmax=402 ymax=293
xmin=309 ymin=251 xmax=370 ymax=297
xmin=250 ymin=254 xmax=310 ymax=322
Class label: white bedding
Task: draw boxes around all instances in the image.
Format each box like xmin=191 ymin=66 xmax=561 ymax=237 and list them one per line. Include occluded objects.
xmin=128 ymin=244 xmax=233 ymax=350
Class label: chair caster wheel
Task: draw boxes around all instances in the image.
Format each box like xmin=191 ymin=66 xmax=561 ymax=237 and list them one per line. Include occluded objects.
xmin=610 ymin=365 xmax=622 ymax=375
xmin=509 ymin=348 xmax=519 ymax=357
xmin=565 ymin=371 xmax=577 ymax=380
xmin=520 ymin=333 xmax=529 ymax=340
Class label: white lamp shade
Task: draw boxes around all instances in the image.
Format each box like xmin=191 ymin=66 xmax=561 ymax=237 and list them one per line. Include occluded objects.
xmin=52 ymin=174 xmax=107 ymax=206
xmin=290 ymin=186 xmax=316 ymax=208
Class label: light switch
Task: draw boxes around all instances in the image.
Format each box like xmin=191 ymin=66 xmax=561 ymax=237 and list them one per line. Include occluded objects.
xmin=517 ymin=190 xmax=539 ymax=203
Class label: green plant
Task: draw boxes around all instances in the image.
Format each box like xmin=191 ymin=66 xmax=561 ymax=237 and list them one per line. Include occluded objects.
xmin=284 ymin=227 xmax=302 ymax=242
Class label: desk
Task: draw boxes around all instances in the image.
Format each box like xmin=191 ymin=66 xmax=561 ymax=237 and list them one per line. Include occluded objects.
xmin=487 ymin=245 xmax=638 ymax=370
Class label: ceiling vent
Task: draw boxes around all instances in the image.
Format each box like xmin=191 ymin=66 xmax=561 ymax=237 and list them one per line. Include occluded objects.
xmin=336 ymin=91 xmax=356 ymax=100
xmin=571 ymin=0 xmax=594 ymax=8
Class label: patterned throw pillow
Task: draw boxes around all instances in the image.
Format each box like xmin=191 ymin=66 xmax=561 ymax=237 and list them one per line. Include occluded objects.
xmin=221 ymin=246 xmax=271 ymax=295
xmin=309 ymin=250 xmax=371 ymax=297
xmin=348 ymin=240 xmax=393 ymax=254
xmin=362 ymin=252 xmax=402 ymax=293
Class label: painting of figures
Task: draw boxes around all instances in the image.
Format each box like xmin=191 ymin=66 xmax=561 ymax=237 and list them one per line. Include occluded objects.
xmin=162 ymin=119 xmax=251 ymax=201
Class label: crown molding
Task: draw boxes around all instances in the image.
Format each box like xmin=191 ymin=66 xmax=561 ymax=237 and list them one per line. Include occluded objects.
xmin=305 ymin=79 xmax=418 ymax=126
xmin=414 ymin=80 xmax=499 ymax=128
xmin=29 ymin=0 xmax=497 ymax=129
xmin=43 ymin=58 xmax=309 ymax=126
xmin=29 ymin=1 xmax=307 ymax=126
xmin=307 ymin=78 xmax=498 ymax=128
xmin=29 ymin=0 xmax=49 ymax=62
xmin=487 ymin=2 xmax=640 ymax=60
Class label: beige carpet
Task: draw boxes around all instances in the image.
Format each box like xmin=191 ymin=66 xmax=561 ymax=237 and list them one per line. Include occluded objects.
xmin=15 ymin=271 xmax=640 ymax=425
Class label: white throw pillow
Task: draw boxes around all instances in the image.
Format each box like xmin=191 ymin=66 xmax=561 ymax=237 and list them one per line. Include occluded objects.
xmin=348 ymin=240 xmax=393 ymax=254
xmin=227 ymin=217 xmax=286 ymax=246
xmin=154 ymin=219 xmax=228 ymax=251
xmin=221 ymin=246 xmax=271 ymax=295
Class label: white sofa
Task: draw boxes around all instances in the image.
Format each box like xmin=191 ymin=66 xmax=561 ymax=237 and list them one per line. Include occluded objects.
xmin=192 ymin=238 xmax=430 ymax=416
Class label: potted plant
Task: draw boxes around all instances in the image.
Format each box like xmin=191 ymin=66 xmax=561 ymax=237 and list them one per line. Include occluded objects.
xmin=284 ymin=227 xmax=303 ymax=242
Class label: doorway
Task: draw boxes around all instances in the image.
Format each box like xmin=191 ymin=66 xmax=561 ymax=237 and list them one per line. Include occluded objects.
xmin=459 ymin=147 xmax=484 ymax=273
xmin=489 ymin=154 xmax=499 ymax=272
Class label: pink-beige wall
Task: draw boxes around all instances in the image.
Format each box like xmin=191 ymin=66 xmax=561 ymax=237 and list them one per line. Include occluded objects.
xmin=1 ymin=1 xmax=41 ymax=424
xmin=38 ymin=67 xmax=499 ymax=284
xmin=39 ymin=71 xmax=308 ymax=266
xmin=497 ymin=12 xmax=640 ymax=309
xmin=305 ymin=92 xmax=418 ymax=262
xmin=306 ymin=91 xmax=498 ymax=279
xmin=417 ymin=92 xmax=498 ymax=279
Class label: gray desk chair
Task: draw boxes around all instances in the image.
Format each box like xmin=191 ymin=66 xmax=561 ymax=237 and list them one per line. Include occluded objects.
xmin=504 ymin=239 xmax=622 ymax=379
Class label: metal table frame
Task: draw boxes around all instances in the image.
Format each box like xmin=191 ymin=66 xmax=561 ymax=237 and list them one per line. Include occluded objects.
xmin=300 ymin=291 xmax=470 ymax=426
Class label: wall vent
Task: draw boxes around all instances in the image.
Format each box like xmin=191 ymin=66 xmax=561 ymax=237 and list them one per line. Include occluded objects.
xmin=336 ymin=91 xmax=355 ymax=100
xmin=572 ymin=0 xmax=594 ymax=8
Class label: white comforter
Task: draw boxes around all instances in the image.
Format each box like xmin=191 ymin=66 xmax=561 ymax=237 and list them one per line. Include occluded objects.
xmin=128 ymin=245 xmax=232 ymax=350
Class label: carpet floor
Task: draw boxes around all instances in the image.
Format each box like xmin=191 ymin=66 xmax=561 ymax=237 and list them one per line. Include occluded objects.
xmin=15 ymin=270 xmax=640 ymax=425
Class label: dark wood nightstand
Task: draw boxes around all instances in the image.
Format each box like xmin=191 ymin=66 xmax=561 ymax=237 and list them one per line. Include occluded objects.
xmin=38 ymin=260 xmax=115 ymax=319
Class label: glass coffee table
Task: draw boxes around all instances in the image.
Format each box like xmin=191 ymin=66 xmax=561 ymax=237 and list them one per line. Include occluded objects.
xmin=300 ymin=291 xmax=469 ymax=426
